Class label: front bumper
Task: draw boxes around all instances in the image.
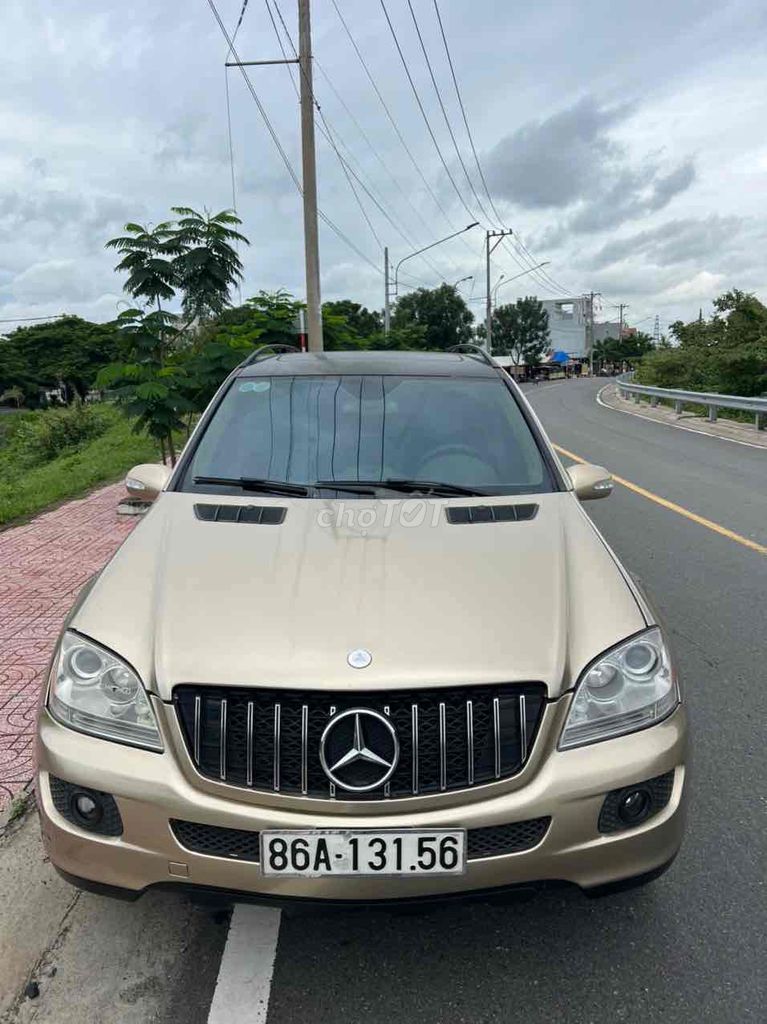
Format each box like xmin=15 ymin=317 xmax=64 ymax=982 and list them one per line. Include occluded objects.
xmin=36 ymin=703 xmax=688 ymax=902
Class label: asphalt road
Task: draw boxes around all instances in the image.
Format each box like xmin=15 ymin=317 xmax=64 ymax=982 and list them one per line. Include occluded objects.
xmin=5 ymin=378 xmax=765 ymax=1023
xmin=265 ymin=379 xmax=767 ymax=1024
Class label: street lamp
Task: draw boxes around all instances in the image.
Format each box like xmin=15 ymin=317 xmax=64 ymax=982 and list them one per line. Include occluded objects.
xmin=453 ymin=275 xmax=473 ymax=289
xmin=490 ymin=273 xmax=506 ymax=305
xmin=385 ymin=222 xmax=480 ymax=333
xmin=492 ymin=262 xmax=550 ymax=309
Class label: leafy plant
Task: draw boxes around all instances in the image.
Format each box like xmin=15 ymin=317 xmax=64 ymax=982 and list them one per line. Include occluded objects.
xmin=491 ymin=296 xmax=550 ymax=366
xmin=391 ymin=284 xmax=474 ymax=350
xmin=104 ymin=207 xmax=249 ymax=462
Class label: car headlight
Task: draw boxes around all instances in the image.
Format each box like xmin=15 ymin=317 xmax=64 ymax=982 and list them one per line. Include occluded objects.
xmin=48 ymin=631 xmax=163 ymax=752
xmin=559 ymin=627 xmax=679 ymax=750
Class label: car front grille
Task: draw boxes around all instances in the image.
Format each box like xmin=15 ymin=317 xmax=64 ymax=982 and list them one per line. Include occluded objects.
xmin=173 ymin=683 xmax=546 ymax=800
xmin=170 ymin=816 xmax=551 ymax=862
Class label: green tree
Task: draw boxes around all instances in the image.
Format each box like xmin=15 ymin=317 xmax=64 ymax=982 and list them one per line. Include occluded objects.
xmin=637 ymin=290 xmax=767 ymax=395
xmin=105 ymin=221 xmax=181 ymax=309
xmin=322 ymin=300 xmax=382 ymax=342
xmin=170 ymin=207 xmax=248 ymax=321
xmin=103 ymin=207 xmax=249 ymax=460
xmin=97 ymin=309 xmax=192 ymax=465
xmin=491 ymin=296 xmax=550 ymax=366
xmin=0 ymin=316 xmax=122 ymax=405
xmin=391 ymin=284 xmax=473 ymax=350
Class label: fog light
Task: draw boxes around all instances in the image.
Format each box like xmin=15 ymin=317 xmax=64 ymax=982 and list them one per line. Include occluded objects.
xmin=617 ymin=788 xmax=651 ymax=825
xmin=72 ymin=792 xmax=103 ymax=826
xmin=50 ymin=777 xmax=123 ymax=836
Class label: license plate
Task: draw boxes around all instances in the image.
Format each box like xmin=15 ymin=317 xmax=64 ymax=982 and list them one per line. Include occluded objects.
xmin=260 ymin=829 xmax=466 ymax=877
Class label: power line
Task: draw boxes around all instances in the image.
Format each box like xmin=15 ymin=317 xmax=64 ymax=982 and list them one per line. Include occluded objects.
xmin=404 ymin=0 xmax=493 ymax=226
xmin=206 ymin=0 xmax=383 ymax=277
xmin=265 ymin=0 xmax=384 ymax=252
xmin=268 ymin=0 xmax=451 ymax=283
xmin=379 ymin=0 xmax=478 ymax=226
xmin=329 ymin=0 xmax=465 ymax=238
xmin=311 ymin=59 xmax=442 ymax=246
xmin=0 ymin=314 xmax=67 ymax=324
xmin=430 ymin=0 xmax=575 ymax=298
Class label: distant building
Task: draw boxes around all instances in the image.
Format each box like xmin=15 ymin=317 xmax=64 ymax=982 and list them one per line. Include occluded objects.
xmin=541 ymin=298 xmax=588 ymax=357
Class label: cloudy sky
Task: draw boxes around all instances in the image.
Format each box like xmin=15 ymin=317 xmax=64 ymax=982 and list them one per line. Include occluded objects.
xmin=2 ymin=0 xmax=766 ymax=334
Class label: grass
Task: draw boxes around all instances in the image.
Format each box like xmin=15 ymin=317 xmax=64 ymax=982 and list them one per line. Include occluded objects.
xmin=0 ymin=410 xmax=160 ymax=527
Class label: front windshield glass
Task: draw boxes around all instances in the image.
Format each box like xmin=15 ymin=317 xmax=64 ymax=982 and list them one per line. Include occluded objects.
xmin=181 ymin=374 xmax=554 ymax=495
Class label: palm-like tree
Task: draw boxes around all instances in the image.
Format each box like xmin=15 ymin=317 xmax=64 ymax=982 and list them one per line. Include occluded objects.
xmin=105 ymin=222 xmax=181 ymax=310
xmin=170 ymin=207 xmax=249 ymax=322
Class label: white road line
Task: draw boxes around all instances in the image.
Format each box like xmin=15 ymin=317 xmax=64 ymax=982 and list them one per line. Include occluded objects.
xmin=208 ymin=906 xmax=282 ymax=1024
xmin=595 ymin=384 xmax=767 ymax=452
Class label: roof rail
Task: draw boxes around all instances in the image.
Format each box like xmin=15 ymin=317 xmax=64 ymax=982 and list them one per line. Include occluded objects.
xmin=238 ymin=343 xmax=302 ymax=368
xmin=447 ymin=343 xmax=497 ymax=368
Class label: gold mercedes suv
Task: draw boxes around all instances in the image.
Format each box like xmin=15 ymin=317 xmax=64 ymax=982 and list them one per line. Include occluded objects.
xmin=36 ymin=347 xmax=687 ymax=904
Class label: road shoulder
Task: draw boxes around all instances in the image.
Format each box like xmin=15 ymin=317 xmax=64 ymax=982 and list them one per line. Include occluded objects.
xmin=597 ymin=382 xmax=767 ymax=449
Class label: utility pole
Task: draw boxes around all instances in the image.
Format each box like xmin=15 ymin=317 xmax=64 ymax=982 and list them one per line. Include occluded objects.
xmin=653 ymin=314 xmax=660 ymax=347
xmin=298 ymin=0 xmax=323 ymax=351
xmin=587 ymin=291 xmax=596 ymax=376
xmin=618 ymin=303 xmax=628 ymax=340
xmin=384 ymin=246 xmax=391 ymax=335
xmin=485 ymin=229 xmax=513 ymax=354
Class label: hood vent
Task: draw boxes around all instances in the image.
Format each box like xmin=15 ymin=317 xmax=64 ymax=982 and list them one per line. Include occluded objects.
xmin=445 ymin=503 xmax=538 ymax=525
xmin=194 ymin=504 xmax=286 ymax=525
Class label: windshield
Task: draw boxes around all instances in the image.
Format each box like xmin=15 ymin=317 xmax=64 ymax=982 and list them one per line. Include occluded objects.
xmin=180 ymin=374 xmax=555 ymax=496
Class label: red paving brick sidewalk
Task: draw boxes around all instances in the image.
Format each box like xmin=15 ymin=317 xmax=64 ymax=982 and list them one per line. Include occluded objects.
xmin=0 ymin=483 xmax=138 ymax=809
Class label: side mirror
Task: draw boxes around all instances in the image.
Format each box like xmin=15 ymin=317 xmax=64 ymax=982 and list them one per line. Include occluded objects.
xmin=125 ymin=463 xmax=171 ymax=502
xmin=568 ymin=463 xmax=613 ymax=501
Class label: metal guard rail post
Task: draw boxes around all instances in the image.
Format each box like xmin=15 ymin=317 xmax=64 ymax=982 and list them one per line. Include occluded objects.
xmin=616 ymin=377 xmax=767 ymax=432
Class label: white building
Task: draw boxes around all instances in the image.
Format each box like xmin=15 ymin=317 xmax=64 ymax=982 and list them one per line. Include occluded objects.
xmin=541 ymin=297 xmax=589 ymax=357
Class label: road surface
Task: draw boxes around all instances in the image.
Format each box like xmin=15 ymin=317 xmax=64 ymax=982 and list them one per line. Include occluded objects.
xmin=3 ymin=378 xmax=765 ymax=1023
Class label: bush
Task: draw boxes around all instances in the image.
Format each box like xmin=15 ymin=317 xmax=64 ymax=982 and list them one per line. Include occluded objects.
xmin=0 ymin=413 xmax=159 ymax=526
xmin=0 ymin=403 xmax=115 ymax=471
xmin=635 ymin=345 xmax=767 ymax=396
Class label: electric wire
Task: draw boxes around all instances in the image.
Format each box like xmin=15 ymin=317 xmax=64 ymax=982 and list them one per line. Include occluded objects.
xmin=268 ymin=0 xmax=450 ymax=282
xmin=430 ymin=0 xmax=576 ymax=298
xmin=206 ymin=0 xmax=383 ymax=277
xmin=379 ymin=0 xmax=479 ymax=226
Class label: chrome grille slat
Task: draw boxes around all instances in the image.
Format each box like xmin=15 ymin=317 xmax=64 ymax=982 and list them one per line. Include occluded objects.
xmin=466 ymin=700 xmax=474 ymax=785
xmin=300 ymin=704 xmax=308 ymax=795
xmin=519 ymin=694 xmax=527 ymax=762
xmin=219 ymin=699 xmax=227 ymax=781
xmin=438 ymin=701 xmax=447 ymax=791
xmin=273 ymin=704 xmax=281 ymax=792
xmin=193 ymin=695 xmax=201 ymax=765
xmin=493 ymin=697 xmax=501 ymax=778
xmin=174 ymin=683 xmax=546 ymax=800
xmin=246 ymin=701 xmax=254 ymax=787
xmin=411 ymin=703 xmax=419 ymax=795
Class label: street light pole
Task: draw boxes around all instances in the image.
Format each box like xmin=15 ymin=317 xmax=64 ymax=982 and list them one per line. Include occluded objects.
xmin=453 ymin=275 xmax=473 ymax=289
xmin=493 ymin=262 xmax=550 ymax=308
xmin=298 ymin=0 xmax=323 ymax=351
xmin=392 ymin=222 xmax=479 ymax=301
xmin=384 ymin=246 xmax=391 ymax=335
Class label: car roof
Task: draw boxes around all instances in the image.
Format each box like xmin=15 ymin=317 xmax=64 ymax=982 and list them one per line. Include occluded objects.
xmin=237 ymin=350 xmax=501 ymax=379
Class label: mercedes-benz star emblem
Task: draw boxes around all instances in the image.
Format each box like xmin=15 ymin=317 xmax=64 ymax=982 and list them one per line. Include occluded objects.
xmin=347 ymin=648 xmax=372 ymax=669
xmin=319 ymin=709 xmax=399 ymax=792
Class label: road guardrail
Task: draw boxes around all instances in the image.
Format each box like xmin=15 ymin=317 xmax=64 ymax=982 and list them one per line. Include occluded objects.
xmin=617 ymin=377 xmax=767 ymax=432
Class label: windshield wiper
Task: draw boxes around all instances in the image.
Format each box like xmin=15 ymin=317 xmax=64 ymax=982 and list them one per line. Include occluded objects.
xmin=193 ymin=475 xmax=311 ymax=497
xmin=317 ymin=479 xmax=488 ymax=497
xmin=314 ymin=480 xmax=378 ymax=495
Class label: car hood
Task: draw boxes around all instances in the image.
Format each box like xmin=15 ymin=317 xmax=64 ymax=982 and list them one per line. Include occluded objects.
xmin=72 ymin=492 xmax=647 ymax=701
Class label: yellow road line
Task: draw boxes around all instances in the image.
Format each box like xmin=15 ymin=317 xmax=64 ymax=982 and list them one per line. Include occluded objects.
xmin=553 ymin=443 xmax=767 ymax=557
